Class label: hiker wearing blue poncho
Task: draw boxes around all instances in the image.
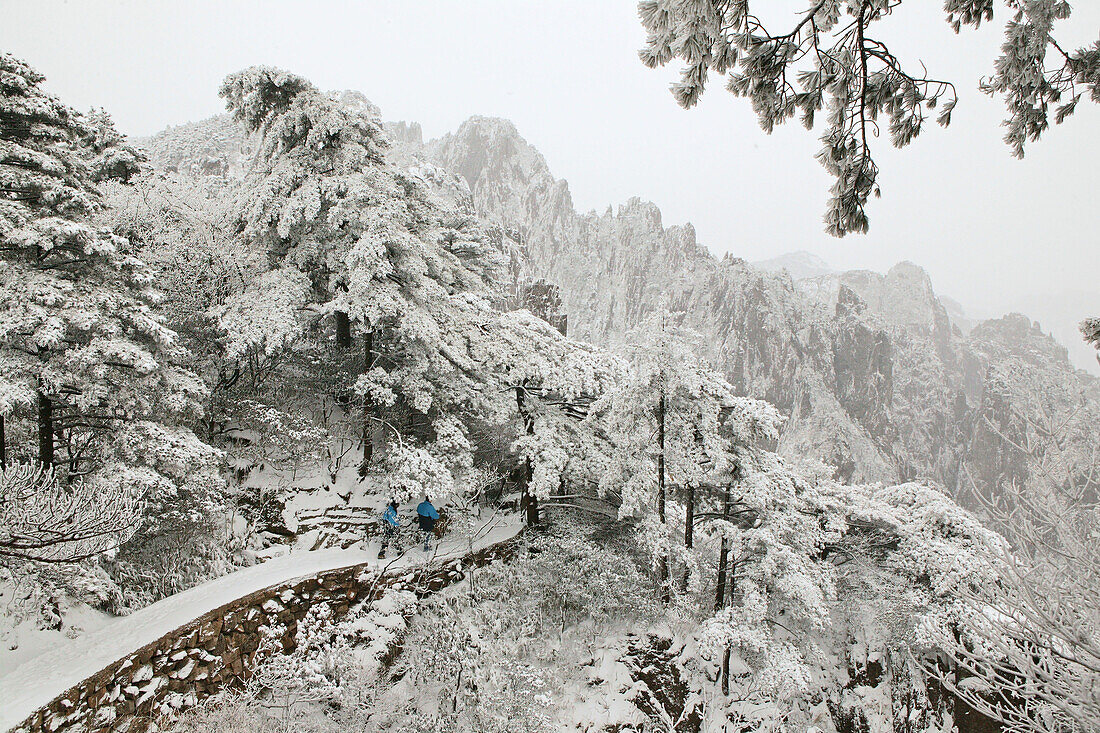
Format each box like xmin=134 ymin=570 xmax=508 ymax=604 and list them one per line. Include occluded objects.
xmin=416 ymin=497 xmax=439 ymax=551
xmin=378 ymin=500 xmax=401 ymax=558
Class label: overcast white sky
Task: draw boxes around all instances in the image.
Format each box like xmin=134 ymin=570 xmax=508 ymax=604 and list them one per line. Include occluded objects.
xmin=3 ymin=0 xmax=1097 ymax=370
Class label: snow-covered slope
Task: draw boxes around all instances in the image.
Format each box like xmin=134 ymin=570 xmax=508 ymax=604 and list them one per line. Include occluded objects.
xmin=0 ymin=517 xmax=521 ymax=732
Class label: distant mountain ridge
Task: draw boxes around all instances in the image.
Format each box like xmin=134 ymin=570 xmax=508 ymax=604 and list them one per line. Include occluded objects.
xmin=423 ymin=116 xmax=1098 ymax=494
xmin=752 ymin=251 xmax=835 ymax=280
xmin=134 ymin=107 xmax=1099 ymax=498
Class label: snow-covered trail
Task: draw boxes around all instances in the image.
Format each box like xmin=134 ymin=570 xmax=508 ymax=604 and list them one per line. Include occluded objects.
xmin=0 ymin=516 xmax=522 ymax=732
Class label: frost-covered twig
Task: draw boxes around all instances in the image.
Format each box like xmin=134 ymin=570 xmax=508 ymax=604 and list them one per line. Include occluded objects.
xmin=925 ymin=412 xmax=1100 ymax=733
xmin=0 ymin=461 xmax=142 ymax=563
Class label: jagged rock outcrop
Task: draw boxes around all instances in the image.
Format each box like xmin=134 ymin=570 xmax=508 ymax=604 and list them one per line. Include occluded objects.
xmin=425 ymin=116 xmax=1099 ymax=493
xmin=134 ymin=109 xmax=1098 ymax=497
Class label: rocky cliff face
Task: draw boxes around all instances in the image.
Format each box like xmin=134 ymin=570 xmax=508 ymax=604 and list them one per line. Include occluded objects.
xmin=425 ymin=117 xmax=1098 ymax=494
xmin=135 ymin=114 xmax=248 ymax=178
xmin=136 ymin=110 xmax=1098 ymax=497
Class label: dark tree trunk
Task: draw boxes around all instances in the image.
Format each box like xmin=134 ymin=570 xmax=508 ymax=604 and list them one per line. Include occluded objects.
xmin=721 ymin=646 xmax=731 ymax=696
xmin=516 ymin=384 xmax=539 ymax=525
xmin=657 ymin=393 xmax=666 ymax=522
xmin=716 ymin=484 xmax=734 ymax=694
xmin=0 ymin=414 xmax=6 ymax=470
xmin=715 ymin=536 xmax=728 ymax=611
xmin=715 ymin=484 xmax=731 ymax=611
xmin=683 ymin=482 xmax=694 ymax=590
xmin=361 ymin=329 xmax=375 ymax=471
xmin=37 ymin=391 xmax=54 ymax=467
xmin=523 ymin=462 xmax=539 ymax=525
xmin=657 ymin=389 xmax=669 ymax=602
xmin=335 ymin=310 xmax=352 ymax=349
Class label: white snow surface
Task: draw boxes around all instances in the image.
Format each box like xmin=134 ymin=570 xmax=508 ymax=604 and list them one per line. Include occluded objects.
xmin=0 ymin=516 xmax=521 ymax=731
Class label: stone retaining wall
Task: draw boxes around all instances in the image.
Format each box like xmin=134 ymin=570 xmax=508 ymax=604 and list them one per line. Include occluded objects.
xmin=11 ymin=536 xmax=521 ymax=733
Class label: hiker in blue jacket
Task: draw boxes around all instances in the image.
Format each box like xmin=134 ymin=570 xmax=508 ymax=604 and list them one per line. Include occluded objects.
xmin=416 ymin=497 xmax=439 ymax=551
xmin=378 ymin=500 xmax=401 ymax=558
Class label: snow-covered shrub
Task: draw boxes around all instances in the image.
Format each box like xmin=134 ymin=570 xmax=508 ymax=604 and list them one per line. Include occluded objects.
xmin=519 ymin=518 xmax=662 ymax=637
xmin=0 ymin=462 xmax=141 ymax=564
xmin=103 ymin=528 xmax=236 ymax=609
xmin=250 ymin=610 xmax=346 ymax=723
xmin=368 ymin=517 xmax=658 ymax=732
xmin=381 ymin=587 xmax=557 ymax=732
xmin=95 ymin=421 xmax=231 ymax=606
xmin=162 ymin=692 xmax=311 ymax=733
xmin=167 ymin=588 xmax=417 ymax=733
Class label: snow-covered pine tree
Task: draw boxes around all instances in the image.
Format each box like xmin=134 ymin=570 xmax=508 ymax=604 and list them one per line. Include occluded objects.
xmin=638 ymin=0 xmax=1100 ymax=236
xmin=216 ymin=66 xmax=623 ymax=512
xmin=217 ymin=67 xmax=391 ymax=329
xmin=2 ymin=52 xmax=98 ymax=465
xmin=470 ymin=308 xmax=622 ymax=523
xmin=79 ymin=107 xmax=145 ymax=184
xmin=589 ymin=310 xmax=783 ymax=600
xmin=0 ymin=54 xmax=224 ymax=598
xmin=681 ymin=463 xmax=1007 ymax=727
xmin=1 ymin=53 xmax=192 ymax=463
xmin=218 ymin=67 xmax=510 ymax=487
xmin=1082 ymin=317 xmax=1099 ymax=366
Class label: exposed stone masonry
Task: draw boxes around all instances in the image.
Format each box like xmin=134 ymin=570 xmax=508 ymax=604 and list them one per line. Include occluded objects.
xmin=11 ymin=535 xmax=521 ymax=733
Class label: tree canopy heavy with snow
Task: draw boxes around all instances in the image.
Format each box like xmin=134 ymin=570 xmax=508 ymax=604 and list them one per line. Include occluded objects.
xmin=588 ymin=312 xmax=782 ymax=595
xmin=1 ymin=54 xmax=224 ymax=601
xmin=638 ymin=0 xmax=1100 ymax=236
xmin=216 ymin=66 xmax=622 ymax=508
xmin=0 ymin=53 xmax=200 ymax=461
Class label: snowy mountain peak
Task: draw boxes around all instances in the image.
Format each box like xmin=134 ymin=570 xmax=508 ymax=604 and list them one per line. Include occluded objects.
xmin=432 ymin=116 xmax=552 ymax=185
xmin=616 ymin=197 xmax=664 ymax=228
xmin=751 ymin=251 xmax=834 ymax=280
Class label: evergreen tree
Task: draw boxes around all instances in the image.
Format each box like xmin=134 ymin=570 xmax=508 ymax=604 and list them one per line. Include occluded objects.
xmin=1082 ymin=317 xmax=1099 ymax=366
xmin=590 ymin=311 xmax=783 ymax=598
xmin=218 ymin=66 xmax=612 ymax=505
xmin=0 ymin=54 xmax=223 ymax=599
xmin=474 ymin=308 xmax=622 ymax=523
xmin=80 ymin=107 xmax=145 ymax=184
xmin=638 ymin=0 xmax=1100 ymax=236
xmin=1 ymin=53 xmax=192 ymax=467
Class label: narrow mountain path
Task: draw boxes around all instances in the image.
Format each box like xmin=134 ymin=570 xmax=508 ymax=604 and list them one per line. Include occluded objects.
xmin=0 ymin=516 xmax=523 ymax=733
